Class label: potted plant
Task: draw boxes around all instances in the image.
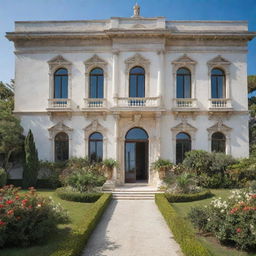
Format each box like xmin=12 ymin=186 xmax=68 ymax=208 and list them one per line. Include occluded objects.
xmin=151 ymin=158 xmax=173 ymax=180
xmin=102 ymin=158 xmax=119 ymax=180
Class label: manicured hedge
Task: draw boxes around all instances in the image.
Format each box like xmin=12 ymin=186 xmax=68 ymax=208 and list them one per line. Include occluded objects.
xmin=55 ymin=187 xmax=102 ymax=203
xmin=50 ymin=193 xmax=112 ymax=256
xmin=155 ymin=194 xmax=212 ymax=256
xmin=7 ymin=179 xmax=59 ymax=189
xmin=165 ymin=190 xmax=213 ymax=203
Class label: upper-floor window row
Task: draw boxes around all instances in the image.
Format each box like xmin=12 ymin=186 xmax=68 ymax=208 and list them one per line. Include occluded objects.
xmin=50 ymin=55 xmax=231 ymax=100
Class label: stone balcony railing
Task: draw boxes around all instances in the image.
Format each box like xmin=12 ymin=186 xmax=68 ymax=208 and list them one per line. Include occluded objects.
xmin=47 ymin=98 xmax=71 ymax=111
xmin=173 ymin=98 xmax=198 ymax=109
xmin=116 ymin=97 xmax=161 ymax=108
xmin=84 ymin=98 xmax=107 ymax=108
xmin=209 ymin=98 xmax=232 ymax=109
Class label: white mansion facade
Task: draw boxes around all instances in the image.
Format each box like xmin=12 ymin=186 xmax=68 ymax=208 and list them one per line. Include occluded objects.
xmin=6 ymin=5 xmax=255 ymax=185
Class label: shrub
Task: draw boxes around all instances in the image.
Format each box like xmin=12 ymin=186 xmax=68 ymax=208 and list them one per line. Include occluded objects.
xmin=50 ymin=193 xmax=112 ymax=256
xmin=55 ymin=187 xmax=102 ymax=202
xmin=102 ymin=158 xmax=118 ymax=169
xmin=0 ymin=168 xmax=7 ymax=187
xmin=165 ymin=190 xmax=213 ymax=203
xmin=66 ymin=170 xmax=106 ymax=192
xmin=155 ymin=194 xmax=211 ymax=256
xmin=0 ymin=185 xmax=69 ymax=248
xmin=151 ymin=158 xmax=173 ymax=171
xmin=23 ymin=130 xmax=39 ymax=188
xmin=188 ymin=207 xmax=209 ymax=232
xmin=188 ymin=190 xmax=256 ymax=250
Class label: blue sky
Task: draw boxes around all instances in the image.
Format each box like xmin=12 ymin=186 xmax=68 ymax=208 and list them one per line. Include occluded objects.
xmin=0 ymin=0 xmax=256 ymax=84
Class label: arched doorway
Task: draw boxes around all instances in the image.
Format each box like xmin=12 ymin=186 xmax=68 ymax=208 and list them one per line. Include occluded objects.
xmin=125 ymin=127 xmax=148 ymax=183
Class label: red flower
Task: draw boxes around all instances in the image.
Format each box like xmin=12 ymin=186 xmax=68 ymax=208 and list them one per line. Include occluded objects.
xmin=230 ymin=207 xmax=239 ymax=214
xmin=236 ymin=228 xmax=242 ymax=233
xmin=0 ymin=204 xmax=4 ymax=208
xmin=7 ymin=210 xmax=14 ymax=215
xmin=5 ymin=200 xmax=14 ymax=205
xmin=22 ymin=199 xmax=28 ymax=206
xmin=251 ymin=194 xmax=256 ymax=199
xmin=243 ymin=206 xmax=254 ymax=211
xmin=0 ymin=220 xmax=5 ymax=226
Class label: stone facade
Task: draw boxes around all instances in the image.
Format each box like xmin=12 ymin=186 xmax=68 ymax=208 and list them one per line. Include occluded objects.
xmin=6 ymin=6 xmax=256 ymax=185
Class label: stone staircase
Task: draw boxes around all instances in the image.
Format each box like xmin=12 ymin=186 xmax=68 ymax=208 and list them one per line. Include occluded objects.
xmin=104 ymin=183 xmax=163 ymax=200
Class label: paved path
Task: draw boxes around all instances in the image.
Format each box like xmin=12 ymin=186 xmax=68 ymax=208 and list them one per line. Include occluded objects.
xmin=83 ymin=200 xmax=182 ymax=256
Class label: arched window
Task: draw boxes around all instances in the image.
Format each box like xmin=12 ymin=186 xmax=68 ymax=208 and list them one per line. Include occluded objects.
xmin=176 ymin=132 xmax=191 ymax=164
xmin=211 ymin=132 xmax=226 ymax=153
xmin=211 ymin=68 xmax=225 ymax=98
xmin=176 ymin=68 xmax=191 ymax=98
xmin=125 ymin=127 xmax=149 ymax=140
xmin=129 ymin=66 xmax=145 ymax=98
xmin=89 ymin=68 xmax=104 ymax=98
xmin=89 ymin=132 xmax=103 ymax=162
xmin=55 ymin=132 xmax=69 ymax=162
xmin=54 ymin=68 xmax=68 ymax=98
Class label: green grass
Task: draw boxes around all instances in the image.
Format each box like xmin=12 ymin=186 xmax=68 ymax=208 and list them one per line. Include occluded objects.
xmin=172 ymin=189 xmax=256 ymax=256
xmin=0 ymin=189 xmax=93 ymax=256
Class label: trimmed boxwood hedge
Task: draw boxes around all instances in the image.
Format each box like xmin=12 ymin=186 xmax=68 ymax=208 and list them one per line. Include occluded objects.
xmin=55 ymin=187 xmax=103 ymax=203
xmin=50 ymin=193 xmax=112 ymax=256
xmin=165 ymin=190 xmax=213 ymax=203
xmin=155 ymin=194 xmax=212 ymax=256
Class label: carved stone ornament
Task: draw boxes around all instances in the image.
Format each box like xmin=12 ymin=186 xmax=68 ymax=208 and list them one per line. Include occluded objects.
xmin=125 ymin=53 xmax=150 ymax=74
xmin=207 ymin=120 xmax=232 ymax=135
xmin=83 ymin=120 xmax=107 ymax=138
xmin=84 ymin=54 xmax=107 ymax=75
xmin=48 ymin=122 xmax=73 ymax=139
xmin=132 ymin=3 xmax=141 ymax=18
xmin=172 ymin=54 xmax=197 ymax=73
xmin=207 ymin=55 xmax=231 ymax=74
xmin=171 ymin=120 xmax=197 ymax=135
xmin=48 ymin=55 xmax=72 ymax=72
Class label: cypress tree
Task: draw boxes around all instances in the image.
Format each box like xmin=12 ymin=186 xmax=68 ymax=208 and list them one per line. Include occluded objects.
xmin=23 ymin=129 xmax=39 ymax=188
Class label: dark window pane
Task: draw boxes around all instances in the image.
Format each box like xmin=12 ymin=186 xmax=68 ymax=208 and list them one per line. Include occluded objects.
xmin=176 ymin=68 xmax=191 ymax=99
xmin=91 ymin=68 xmax=103 ymax=75
xmin=129 ymin=75 xmax=137 ymax=97
xmin=54 ymin=68 xmax=68 ymax=99
xmin=89 ymin=132 xmax=103 ymax=162
xmin=177 ymin=68 xmax=190 ymax=75
xmin=184 ymin=75 xmax=191 ymax=98
xmin=129 ymin=66 xmax=145 ymax=98
xmin=126 ymin=128 xmax=148 ymax=140
xmin=177 ymin=76 xmax=183 ymax=98
xmin=90 ymin=76 xmax=97 ymax=98
xmin=137 ymin=75 xmax=145 ymax=97
xmin=89 ymin=68 xmax=104 ymax=99
xmin=211 ymin=132 xmax=226 ymax=153
xmin=55 ymin=132 xmax=69 ymax=162
xmin=130 ymin=66 xmax=145 ymax=74
xmin=90 ymin=132 xmax=103 ymax=140
xmin=176 ymin=132 xmax=191 ymax=164
xmin=97 ymin=76 xmax=104 ymax=98
xmin=211 ymin=68 xmax=225 ymax=99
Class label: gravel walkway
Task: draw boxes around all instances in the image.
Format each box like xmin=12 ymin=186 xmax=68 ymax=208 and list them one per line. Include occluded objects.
xmin=83 ymin=200 xmax=182 ymax=256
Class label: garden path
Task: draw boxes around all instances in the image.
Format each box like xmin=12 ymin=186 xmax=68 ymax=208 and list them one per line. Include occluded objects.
xmin=82 ymin=200 xmax=182 ymax=256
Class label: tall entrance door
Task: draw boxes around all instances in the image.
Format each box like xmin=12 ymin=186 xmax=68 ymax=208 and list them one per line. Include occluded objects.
xmin=125 ymin=128 xmax=148 ymax=183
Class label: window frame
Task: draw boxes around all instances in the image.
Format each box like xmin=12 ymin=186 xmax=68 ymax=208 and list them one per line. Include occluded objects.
xmin=176 ymin=67 xmax=192 ymax=98
xmin=129 ymin=66 xmax=145 ymax=98
xmin=88 ymin=132 xmax=103 ymax=162
xmin=89 ymin=68 xmax=104 ymax=99
xmin=54 ymin=132 xmax=69 ymax=162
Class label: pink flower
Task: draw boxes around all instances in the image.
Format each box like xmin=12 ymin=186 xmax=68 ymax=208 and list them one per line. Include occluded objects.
xmin=7 ymin=209 xmax=14 ymax=215
xmin=0 ymin=220 xmax=5 ymax=226
xmin=230 ymin=207 xmax=239 ymax=214
xmin=236 ymin=228 xmax=242 ymax=233
xmin=5 ymin=200 xmax=14 ymax=205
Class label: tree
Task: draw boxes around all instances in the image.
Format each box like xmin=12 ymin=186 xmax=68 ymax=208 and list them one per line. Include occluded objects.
xmin=248 ymin=75 xmax=256 ymax=94
xmin=0 ymin=100 xmax=23 ymax=170
xmin=23 ymin=130 xmax=39 ymax=188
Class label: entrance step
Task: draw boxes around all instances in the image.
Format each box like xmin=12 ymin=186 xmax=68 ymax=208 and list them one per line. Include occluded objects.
xmin=109 ymin=185 xmax=164 ymax=200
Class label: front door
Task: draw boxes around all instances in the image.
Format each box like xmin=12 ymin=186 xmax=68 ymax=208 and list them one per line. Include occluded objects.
xmin=125 ymin=128 xmax=149 ymax=183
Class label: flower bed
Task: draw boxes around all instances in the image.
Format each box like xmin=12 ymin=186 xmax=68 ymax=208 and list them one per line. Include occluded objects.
xmin=165 ymin=190 xmax=213 ymax=203
xmin=55 ymin=187 xmax=102 ymax=202
xmin=0 ymin=185 xmax=69 ymax=248
xmin=189 ymin=190 xmax=256 ymax=250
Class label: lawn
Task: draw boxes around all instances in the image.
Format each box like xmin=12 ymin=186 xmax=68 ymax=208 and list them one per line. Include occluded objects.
xmin=0 ymin=189 xmax=93 ymax=256
xmin=172 ymin=189 xmax=256 ymax=256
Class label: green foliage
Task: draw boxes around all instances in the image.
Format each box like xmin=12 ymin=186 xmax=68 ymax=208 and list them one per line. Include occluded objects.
xmin=0 ymin=100 xmax=24 ymax=170
xmin=66 ymin=170 xmax=106 ymax=192
xmin=165 ymin=190 xmax=213 ymax=203
xmin=248 ymin=75 xmax=256 ymax=94
xmin=183 ymin=150 xmax=237 ymax=188
xmin=0 ymin=168 xmax=7 ymax=187
xmin=66 ymin=157 xmax=90 ymax=169
xmin=102 ymin=158 xmax=119 ymax=169
xmin=188 ymin=190 xmax=256 ymax=250
xmin=23 ymin=130 xmax=39 ymax=188
xmin=0 ymin=186 xmax=69 ymax=248
xmin=55 ymin=187 xmax=102 ymax=202
xmin=50 ymin=193 xmax=112 ymax=256
xmin=155 ymin=194 xmax=212 ymax=256
xmin=151 ymin=158 xmax=173 ymax=171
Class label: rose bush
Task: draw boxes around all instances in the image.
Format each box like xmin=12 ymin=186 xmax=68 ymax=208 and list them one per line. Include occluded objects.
xmin=0 ymin=185 xmax=69 ymax=248
xmin=188 ymin=190 xmax=256 ymax=250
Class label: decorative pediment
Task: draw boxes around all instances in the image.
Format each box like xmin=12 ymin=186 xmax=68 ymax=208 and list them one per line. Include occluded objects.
xmin=48 ymin=55 xmax=71 ymax=66
xmin=48 ymin=122 xmax=73 ymax=139
xmin=84 ymin=55 xmax=107 ymax=74
xmin=171 ymin=120 xmax=197 ymax=133
xmin=207 ymin=120 xmax=232 ymax=134
xmin=125 ymin=53 xmax=150 ymax=73
xmin=83 ymin=120 xmax=107 ymax=138
xmin=132 ymin=24 xmax=146 ymax=29
xmin=172 ymin=54 xmax=197 ymax=65
xmin=208 ymin=55 xmax=230 ymax=66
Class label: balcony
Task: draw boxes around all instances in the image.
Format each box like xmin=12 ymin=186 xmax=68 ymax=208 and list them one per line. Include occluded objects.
xmin=47 ymin=98 xmax=72 ymax=112
xmin=82 ymin=98 xmax=108 ymax=116
xmin=172 ymin=98 xmax=198 ymax=111
xmin=117 ymin=97 xmax=161 ymax=108
xmin=209 ymin=98 xmax=232 ymax=110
